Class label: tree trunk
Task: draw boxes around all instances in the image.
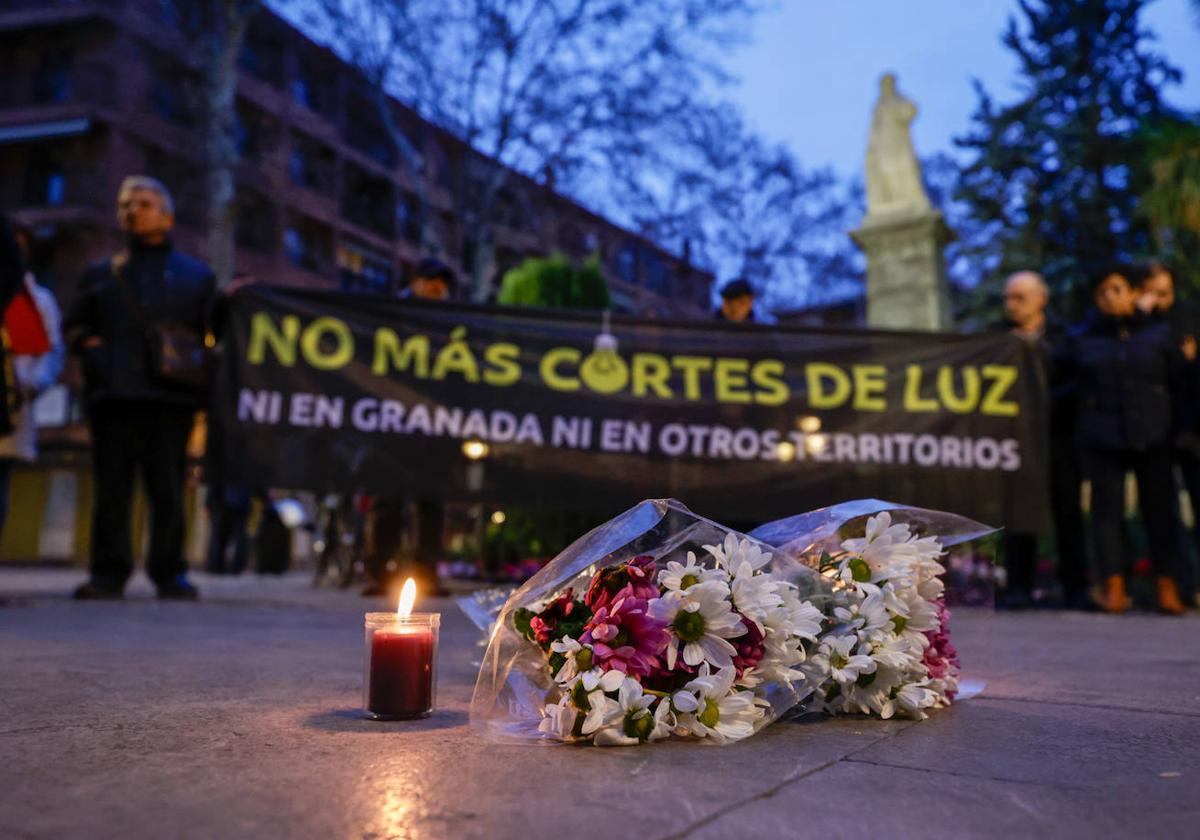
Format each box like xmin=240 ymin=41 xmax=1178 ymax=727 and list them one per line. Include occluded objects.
xmin=202 ymin=2 xmax=254 ymax=289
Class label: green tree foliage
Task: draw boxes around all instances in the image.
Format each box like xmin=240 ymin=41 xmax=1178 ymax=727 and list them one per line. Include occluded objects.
xmin=955 ymin=0 xmax=1180 ymax=319
xmin=1138 ymin=116 xmax=1200 ymax=293
xmin=496 ymin=253 xmax=610 ymax=311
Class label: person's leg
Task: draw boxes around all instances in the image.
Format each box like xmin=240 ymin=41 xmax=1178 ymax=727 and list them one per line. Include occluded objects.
xmin=1083 ymin=448 xmax=1128 ymax=611
xmin=140 ymin=405 xmax=195 ymax=591
xmin=415 ymin=498 xmax=446 ymax=595
xmin=0 ymin=459 xmax=13 ymax=546
xmin=1000 ymin=532 xmax=1037 ymax=607
xmin=1049 ymin=439 xmax=1089 ymax=605
xmin=1175 ymin=450 xmax=1200 ymax=604
xmin=1134 ymin=446 xmax=1186 ymax=613
xmin=84 ymin=403 xmax=138 ymax=592
xmin=205 ymin=489 xmax=227 ymax=575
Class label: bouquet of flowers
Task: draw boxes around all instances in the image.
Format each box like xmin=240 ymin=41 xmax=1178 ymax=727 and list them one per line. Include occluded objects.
xmin=468 ymin=499 xmax=990 ymax=747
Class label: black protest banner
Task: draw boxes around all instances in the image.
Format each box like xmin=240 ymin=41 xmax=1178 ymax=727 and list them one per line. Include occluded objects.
xmin=214 ymin=287 xmax=1048 ymax=531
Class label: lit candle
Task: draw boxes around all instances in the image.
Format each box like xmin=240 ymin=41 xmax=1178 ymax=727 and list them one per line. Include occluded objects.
xmin=363 ymin=579 xmax=441 ymax=720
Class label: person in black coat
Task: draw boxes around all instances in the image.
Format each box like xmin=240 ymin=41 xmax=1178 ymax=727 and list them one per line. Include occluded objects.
xmin=1134 ymin=261 xmax=1200 ymax=606
xmin=63 ymin=177 xmax=215 ymax=600
xmin=715 ymin=278 xmax=756 ymax=323
xmin=1068 ymin=265 xmax=1188 ymax=614
xmin=998 ymin=271 xmax=1089 ymax=609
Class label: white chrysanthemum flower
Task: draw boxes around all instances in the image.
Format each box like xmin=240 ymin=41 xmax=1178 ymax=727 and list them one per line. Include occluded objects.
xmin=842 ymin=665 xmax=905 ymax=718
xmin=894 ymin=679 xmax=937 ymax=719
xmin=648 ymin=581 xmax=744 ymax=670
xmin=867 ymin=632 xmax=922 ymax=671
xmin=658 ymin=550 xmax=727 ymax=594
xmin=538 ymin=695 xmax=577 ymax=740
xmin=729 ymin=568 xmax=781 ymax=632
xmin=776 ymin=589 xmax=825 ymax=641
xmin=812 ymin=635 xmax=876 ymax=685
xmin=593 ymin=677 xmax=667 ymax=747
xmin=833 ymin=592 xmax=891 ymax=639
xmin=703 ymin=533 xmax=773 ymax=576
xmin=676 ymin=665 xmax=764 ymax=742
xmin=571 ymin=668 xmax=624 ymax=735
xmin=550 ymin=636 xmax=592 ymax=683
xmin=899 ymin=587 xmax=940 ymax=633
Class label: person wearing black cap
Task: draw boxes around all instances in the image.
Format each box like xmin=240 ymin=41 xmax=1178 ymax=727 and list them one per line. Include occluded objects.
xmin=406 ymin=257 xmax=456 ymax=302
xmin=716 ymin=278 xmax=755 ymax=323
xmin=1067 ymin=264 xmax=1188 ymax=615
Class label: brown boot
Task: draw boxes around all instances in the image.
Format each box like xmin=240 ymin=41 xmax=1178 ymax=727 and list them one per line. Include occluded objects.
xmin=1155 ymin=577 xmax=1187 ymax=616
xmin=1101 ymin=575 xmax=1127 ymax=614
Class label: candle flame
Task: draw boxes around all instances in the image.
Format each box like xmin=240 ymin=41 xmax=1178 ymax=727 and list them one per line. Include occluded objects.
xmin=397 ymin=578 xmax=417 ymax=618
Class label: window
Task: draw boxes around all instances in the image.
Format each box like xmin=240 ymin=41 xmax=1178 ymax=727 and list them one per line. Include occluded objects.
xmin=33 ymin=48 xmax=73 ymax=104
xmin=337 ymin=242 xmax=393 ymax=294
xmin=240 ymin=29 xmax=285 ymax=87
xmin=150 ymin=70 xmax=193 ymax=125
xmin=283 ymin=218 xmax=333 ymax=273
xmin=283 ymin=227 xmax=307 ymax=267
xmin=288 ymin=134 xmax=334 ymax=191
xmin=396 ymin=194 xmax=421 ymax=243
xmin=342 ymin=164 xmax=394 ymax=238
xmin=642 ymin=252 xmax=667 ymax=295
xmin=235 ymin=109 xmax=262 ymax=160
xmin=235 ymin=191 xmax=275 ymax=252
xmin=24 ymin=155 xmax=66 ymax=206
xmin=615 ymin=244 xmax=638 ymax=284
xmin=344 ymin=94 xmax=395 ymax=167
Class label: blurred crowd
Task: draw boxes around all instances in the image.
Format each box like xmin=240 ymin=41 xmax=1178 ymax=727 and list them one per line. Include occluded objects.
xmin=1001 ymin=264 xmax=1197 ymax=615
xmin=1 ymin=175 xmax=1196 ymax=614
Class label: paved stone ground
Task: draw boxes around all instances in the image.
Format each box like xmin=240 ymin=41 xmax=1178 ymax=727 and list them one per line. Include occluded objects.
xmin=1 ymin=569 xmax=1198 ymax=839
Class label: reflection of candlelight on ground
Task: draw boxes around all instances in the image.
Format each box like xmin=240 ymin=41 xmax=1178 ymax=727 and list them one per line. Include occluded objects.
xmin=363 ymin=578 xmax=440 ymax=720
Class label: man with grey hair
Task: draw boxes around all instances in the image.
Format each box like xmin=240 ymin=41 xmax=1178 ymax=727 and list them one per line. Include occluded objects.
xmin=998 ymin=269 xmax=1089 ymax=610
xmin=64 ymin=176 xmax=215 ymax=600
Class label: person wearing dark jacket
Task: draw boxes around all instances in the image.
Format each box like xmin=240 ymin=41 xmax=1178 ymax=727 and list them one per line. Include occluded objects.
xmin=1134 ymin=261 xmax=1200 ymax=606
xmin=63 ymin=177 xmax=215 ymax=600
xmin=998 ymin=271 xmax=1089 ymax=609
xmin=1069 ymin=266 xmax=1188 ymax=615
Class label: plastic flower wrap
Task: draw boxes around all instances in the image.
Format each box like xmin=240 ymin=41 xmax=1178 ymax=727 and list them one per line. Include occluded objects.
xmin=469 ymin=499 xmax=835 ymax=746
xmin=469 ymin=498 xmax=993 ymax=746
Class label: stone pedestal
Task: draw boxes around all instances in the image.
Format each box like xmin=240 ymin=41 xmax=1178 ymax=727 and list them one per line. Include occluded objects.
xmin=851 ymin=210 xmax=953 ymax=331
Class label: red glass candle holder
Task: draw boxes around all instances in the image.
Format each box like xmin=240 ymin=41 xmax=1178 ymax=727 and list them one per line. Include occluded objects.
xmin=363 ymin=611 xmax=440 ymax=720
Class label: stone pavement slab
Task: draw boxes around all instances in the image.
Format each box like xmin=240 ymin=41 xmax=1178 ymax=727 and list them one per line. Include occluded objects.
xmin=1 ymin=570 xmax=1197 ymax=839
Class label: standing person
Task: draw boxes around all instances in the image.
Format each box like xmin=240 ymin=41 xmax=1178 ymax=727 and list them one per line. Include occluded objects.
xmin=1069 ymin=266 xmax=1187 ymax=615
xmin=0 ymin=225 xmax=66 ymax=544
xmin=998 ymin=271 xmax=1089 ymax=609
xmin=715 ymin=278 xmax=756 ymax=323
xmin=1134 ymin=261 xmax=1200 ymax=606
xmin=64 ymin=177 xmax=215 ymax=600
xmin=363 ymin=258 xmax=454 ymax=597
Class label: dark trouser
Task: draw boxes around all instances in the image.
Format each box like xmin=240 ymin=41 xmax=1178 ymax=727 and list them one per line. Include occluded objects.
xmin=1003 ymin=438 xmax=1087 ymax=600
xmin=88 ymin=401 xmax=194 ymax=589
xmin=1175 ymin=451 xmax=1200 ymax=600
xmin=206 ymin=486 xmax=250 ymax=574
xmin=1049 ymin=439 xmax=1088 ymax=600
xmin=367 ymin=496 xmax=442 ymax=588
xmin=1083 ymin=445 xmax=1179 ymax=580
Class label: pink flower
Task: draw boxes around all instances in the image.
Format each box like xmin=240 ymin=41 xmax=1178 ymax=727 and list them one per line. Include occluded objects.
xmin=530 ymin=589 xmax=580 ymax=646
xmin=581 ymin=585 xmax=670 ymax=677
xmin=585 ymin=555 xmax=659 ymax=612
xmin=731 ymin=616 xmax=765 ymax=676
xmin=922 ymin=599 xmax=960 ymax=697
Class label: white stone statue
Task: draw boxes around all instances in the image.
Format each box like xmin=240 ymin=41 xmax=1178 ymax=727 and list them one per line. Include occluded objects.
xmin=865 ymin=73 xmax=932 ymax=218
